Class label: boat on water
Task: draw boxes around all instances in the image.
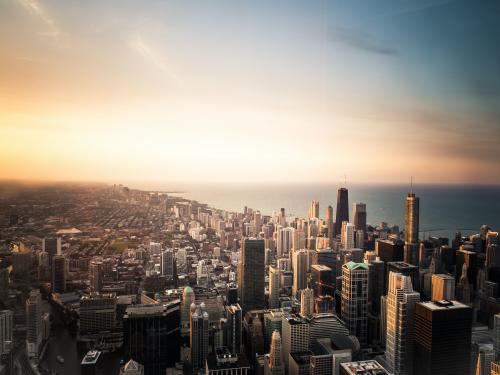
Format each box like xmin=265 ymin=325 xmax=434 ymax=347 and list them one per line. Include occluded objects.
xmin=56 ymin=355 xmax=64 ymax=364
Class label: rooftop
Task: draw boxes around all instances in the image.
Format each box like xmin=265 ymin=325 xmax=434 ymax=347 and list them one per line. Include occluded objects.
xmin=81 ymin=350 xmax=101 ymax=365
xmin=419 ymin=299 xmax=470 ymax=311
xmin=340 ymin=360 xmax=389 ymax=375
xmin=311 ymin=264 xmax=332 ymax=271
xmin=206 ymin=347 xmax=250 ymax=370
xmin=290 ymin=351 xmax=312 ymax=365
xmin=344 ymin=261 xmax=368 ymax=271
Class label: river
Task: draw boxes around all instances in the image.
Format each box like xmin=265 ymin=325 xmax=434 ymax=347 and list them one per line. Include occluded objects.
xmin=40 ymin=300 xmax=122 ymax=375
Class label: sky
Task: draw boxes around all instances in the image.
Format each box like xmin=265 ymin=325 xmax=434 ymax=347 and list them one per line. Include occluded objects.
xmin=1 ymin=0 xmax=499 ymax=185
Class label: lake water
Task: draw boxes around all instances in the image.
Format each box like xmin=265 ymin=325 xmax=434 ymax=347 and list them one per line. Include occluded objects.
xmin=128 ymin=182 xmax=500 ymax=240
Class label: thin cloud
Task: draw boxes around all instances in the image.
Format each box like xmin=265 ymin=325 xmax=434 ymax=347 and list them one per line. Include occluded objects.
xmin=129 ymin=35 xmax=181 ymax=85
xmin=17 ymin=0 xmax=59 ymax=36
xmin=380 ymin=0 xmax=456 ymax=18
xmin=330 ymin=27 xmax=398 ymax=56
xmin=16 ymin=0 xmax=69 ymax=47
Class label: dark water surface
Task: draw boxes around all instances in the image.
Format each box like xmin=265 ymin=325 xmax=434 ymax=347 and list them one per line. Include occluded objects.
xmin=130 ymin=182 xmax=500 ymax=239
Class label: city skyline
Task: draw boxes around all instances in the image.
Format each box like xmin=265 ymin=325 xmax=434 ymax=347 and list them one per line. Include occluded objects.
xmin=2 ymin=0 xmax=500 ymax=184
xmin=2 ymin=1 xmax=500 ymax=373
xmin=0 ymin=178 xmax=497 ymax=374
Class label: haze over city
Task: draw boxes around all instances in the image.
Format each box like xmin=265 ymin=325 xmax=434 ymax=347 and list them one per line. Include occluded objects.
xmin=3 ymin=2 xmax=500 ymax=375
xmin=1 ymin=0 xmax=500 ymax=184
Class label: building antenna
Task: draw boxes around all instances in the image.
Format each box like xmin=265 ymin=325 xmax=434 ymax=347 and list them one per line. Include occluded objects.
xmin=344 ymin=174 xmax=347 ymax=188
xmin=410 ymin=176 xmax=413 ymax=194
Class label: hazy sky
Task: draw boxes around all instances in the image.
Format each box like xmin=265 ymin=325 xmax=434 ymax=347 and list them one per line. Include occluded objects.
xmin=1 ymin=0 xmax=499 ymax=185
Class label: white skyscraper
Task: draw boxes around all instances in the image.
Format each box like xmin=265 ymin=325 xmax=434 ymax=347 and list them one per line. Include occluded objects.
xmin=277 ymin=227 xmax=295 ymax=257
xmin=300 ymin=288 xmax=314 ymax=319
xmin=282 ymin=315 xmax=309 ymax=372
xmin=265 ymin=330 xmax=284 ymax=375
xmin=26 ymin=289 xmax=42 ymax=359
xmin=341 ymin=222 xmax=355 ymax=249
xmin=385 ymin=272 xmax=420 ymax=375
xmin=292 ymin=230 xmax=306 ymax=251
xmin=309 ymin=200 xmax=319 ymax=219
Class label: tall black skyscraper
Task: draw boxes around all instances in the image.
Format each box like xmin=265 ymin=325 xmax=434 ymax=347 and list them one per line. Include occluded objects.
xmin=225 ymin=304 xmax=242 ymax=354
xmin=413 ymin=300 xmax=472 ymax=375
xmin=334 ymin=187 xmax=349 ymax=236
xmin=43 ymin=237 xmax=61 ymax=264
xmin=237 ymin=238 xmax=265 ymax=313
xmin=123 ymin=301 xmax=181 ymax=375
xmin=51 ymin=255 xmax=66 ymax=293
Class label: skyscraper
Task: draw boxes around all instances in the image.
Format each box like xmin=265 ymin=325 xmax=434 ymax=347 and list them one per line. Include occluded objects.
xmin=37 ymin=251 xmax=50 ymax=281
xmin=268 ymin=266 xmax=281 ymax=309
xmin=376 ymin=239 xmax=405 ymax=263
xmin=456 ymin=263 xmax=472 ymax=304
xmin=385 ymin=272 xmax=420 ymax=375
xmin=341 ymin=261 xmax=368 ymax=346
xmin=226 ymin=304 xmax=242 ymax=354
xmin=341 ymin=222 xmax=355 ymax=249
xmin=456 ymin=249 xmax=478 ymax=290
xmin=493 ymin=362 xmax=500 ymax=375
xmin=277 ymin=227 xmax=295 ymax=257
xmin=181 ymin=286 xmax=196 ymax=336
xmin=413 ymin=300 xmax=472 ymax=375
xmin=404 ymin=191 xmax=420 ymax=266
xmin=326 ymin=205 xmax=334 ymax=245
xmin=334 ymin=187 xmax=349 ymax=236
xmin=300 ymin=288 xmax=314 ymax=319
xmin=161 ymin=249 xmax=176 ymax=279
xmin=265 ymin=330 xmax=284 ymax=375
xmin=0 ymin=310 xmax=13 ymax=356
xmin=352 ymin=203 xmax=367 ymax=232
xmin=386 ymin=262 xmax=420 ymax=294
xmin=431 ymin=274 xmax=455 ymax=301
xmin=123 ymin=301 xmax=181 ymax=375
xmin=494 ymin=313 xmax=500 ymax=360
xmin=475 ymin=345 xmax=495 ymax=375
xmin=190 ymin=303 xmax=209 ymax=371
xmin=292 ymin=249 xmax=309 ymax=297
xmin=310 ymin=264 xmax=334 ymax=297
xmin=79 ymin=293 xmax=116 ymax=336
xmin=282 ymin=315 xmax=309 ymax=372
xmin=0 ymin=266 xmax=9 ymax=304
xmin=238 ymin=238 xmax=265 ymax=313
xmin=26 ymin=289 xmax=42 ymax=359
xmin=309 ymin=200 xmax=319 ymax=219
xmin=89 ymin=260 xmax=103 ymax=293
xmin=51 ymin=255 xmax=66 ymax=294
xmin=43 ymin=237 xmax=61 ymax=263
xmin=366 ymin=257 xmax=385 ymax=315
